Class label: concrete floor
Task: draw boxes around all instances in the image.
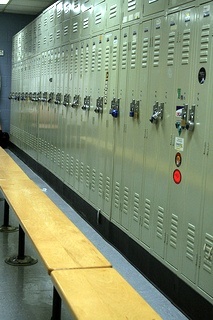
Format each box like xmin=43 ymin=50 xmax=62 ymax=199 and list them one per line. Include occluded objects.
xmin=0 ymin=149 xmax=189 ymax=320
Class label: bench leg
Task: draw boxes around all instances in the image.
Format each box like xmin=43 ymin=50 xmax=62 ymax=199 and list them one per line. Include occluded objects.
xmin=51 ymin=287 xmax=61 ymax=320
xmin=5 ymin=224 xmax=38 ymax=266
xmin=0 ymin=199 xmax=18 ymax=233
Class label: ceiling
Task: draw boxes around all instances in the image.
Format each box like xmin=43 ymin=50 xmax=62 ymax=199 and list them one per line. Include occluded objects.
xmin=0 ymin=0 xmax=57 ymax=16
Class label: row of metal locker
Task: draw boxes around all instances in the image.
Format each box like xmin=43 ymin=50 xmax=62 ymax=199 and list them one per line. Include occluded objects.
xmin=13 ymin=0 xmax=212 ymax=61
xmin=10 ymin=0 xmax=213 ymax=305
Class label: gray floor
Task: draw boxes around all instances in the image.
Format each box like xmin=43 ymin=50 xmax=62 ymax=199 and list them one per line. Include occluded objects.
xmin=0 ymin=149 xmax=189 ymax=320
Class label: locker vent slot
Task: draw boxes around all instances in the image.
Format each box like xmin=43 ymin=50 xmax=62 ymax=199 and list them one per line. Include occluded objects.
xmin=49 ymin=12 xmax=54 ymax=24
xmin=43 ymin=17 xmax=48 ymax=29
xmin=80 ymin=48 xmax=83 ymax=74
xmin=56 ymin=29 xmax=61 ymax=41
xmin=74 ymin=49 xmax=78 ymax=74
xmin=186 ymin=223 xmax=195 ymax=261
xmin=144 ymin=199 xmax=151 ymax=230
xmin=199 ymin=24 xmax=210 ymax=63
xmin=97 ymin=48 xmax=102 ymax=71
xmin=169 ymin=214 xmax=178 ymax=249
xmin=112 ymin=44 xmax=118 ymax=70
xmin=65 ymin=52 xmax=69 ymax=74
xmin=105 ymin=176 xmax=110 ymax=203
xmin=86 ymin=165 xmax=90 ymax=188
xmin=75 ymin=159 xmax=79 ymax=181
xmin=70 ymin=156 xmax=74 ymax=176
xmin=157 ymin=206 xmax=164 ymax=239
xmin=57 ymin=149 xmax=61 ymax=167
xmin=91 ymin=169 xmax=96 ymax=192
xmin=153 ymin=35 xmax=160 ymax=67
xmin=130 ymin=39 xmax=137 ymax=69
xmin=181 ymin=29 xmax=190 ymax=65
xmin=43 ymin=36 xmax=47 ymax=47
xmin=91 ymin=46 xmax=96 ymax=72
xmin=98 ymin=172 xmax=103 ymax=198
xmin=114 ymin=182 xmax=120 ymax=209
xmin=133 ymin=193 xmax=140 ymax=222
xmin=109 ymin=4 xmax=117 ymax=19
xmin=57 ymin=6 xmax=62 ymax=19
xmin=74 ymin=0 xmax=79 ymax=9
xmin=66 ymin=154 xmax=69 ymax=174
xmin=83 ymin=17 xmax=89 ymax=30
xmin=95 ymin=12 xmax=102 ymax=25
xmin=167 ymin=32 xmax=175 ymax=66
xmin=105 ymin=45 xmax=110 ymax=71
xmin=73 ymin=22 xmax=78 ymax=34
xmin=63 ymin=25 xmax=69 ymax=38
xmin=142 ymin=37 xmax=149 ymax=68
xmin=121 ymin=41 xmax=128 ymax=69
xmin=80 ymin=162 xmax=84 ymax=184
xmin=85 ymin=46 xmax=89 ymax=73
xmin=64 ymin=3 xmax=70 ymax=15
xmin=54 ymin=146 xmax=57 ymax=164
xmin=203 ymin=233 xmax=213 ymax=273
xmin=123 ymin=187 xmax=129 ymax=216
xmin=49 ymin=33 xmax=54 ymax=45
xmin=128 ymin=0 xmax=136 ymax=12
xmin=37 ymin=22 xmax=41 ymax=35
xmin=61 ymin=151 xmax=64 ymax=169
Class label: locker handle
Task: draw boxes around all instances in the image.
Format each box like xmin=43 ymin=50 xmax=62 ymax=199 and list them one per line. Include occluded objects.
xmin=203 ymin=243 xmax=213 ymax=260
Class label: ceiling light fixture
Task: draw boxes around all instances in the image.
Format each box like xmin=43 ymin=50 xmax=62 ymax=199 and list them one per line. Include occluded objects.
xmin=0 ymin=0 xmax=9 ymax=4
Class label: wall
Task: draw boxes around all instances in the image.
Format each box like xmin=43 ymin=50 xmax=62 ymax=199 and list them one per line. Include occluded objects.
xmin=0 ymin=13 xmax=35 ymax=132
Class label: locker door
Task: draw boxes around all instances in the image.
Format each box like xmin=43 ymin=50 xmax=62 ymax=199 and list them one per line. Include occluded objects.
xmin=106 ymin=0 xmax=122 ymax=31
xmin=196 ymin=3 xmax=213 ymax=299
xmin=88 ymin=35 xmax=105 ymax=206
xmin=136 ymin=20 xmax=152 ymax=245
xmin=121 ymin=24 xmax=140 ymax=232
xmin=143 ymin=0 xmax=165 ymax=17
xmin=175 ymin=7 xmax=204 ymax=284
xmin=168 ymin=0 xmax=196 ymax=9
xmin=98 ymin=29 xmax=121 ymax=218
xmin=163 ymin=12 xmax=184 ymax=271
xmin=111 ymin=26 xmax=130 ymax=227
xmin=122 ymin=0 xmax=142 ymax=25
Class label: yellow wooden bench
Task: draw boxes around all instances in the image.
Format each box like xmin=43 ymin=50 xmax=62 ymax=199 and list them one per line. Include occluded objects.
xmin=51 ymin=268 xmax=162 ymax=320
xmin=0 ymin=148 xmax=161 ymax=320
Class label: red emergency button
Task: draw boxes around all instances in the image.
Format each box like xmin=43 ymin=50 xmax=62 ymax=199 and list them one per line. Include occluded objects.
xmin=173 ymin=169 xmax=182 ymax=184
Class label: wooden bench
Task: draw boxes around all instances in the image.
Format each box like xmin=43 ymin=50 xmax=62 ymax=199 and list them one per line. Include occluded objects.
xmin=0 ymin=148 xmax=161 ymax=320
xmin=51 ymin=268 xmax=162 ymax=320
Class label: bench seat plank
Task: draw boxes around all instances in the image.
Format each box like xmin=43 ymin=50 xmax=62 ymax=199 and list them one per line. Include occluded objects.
xmin=0 ymin=184 xmax=111 ymax=273
xmin=51 ymin=268 xmax=162 ymax=320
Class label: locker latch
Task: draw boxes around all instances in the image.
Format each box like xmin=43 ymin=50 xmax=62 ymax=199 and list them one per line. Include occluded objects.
xmin=55 ymin=93 xmax=62 ymax=105
xmin=63 ymin=94 xmax=71 ymax=107
xmin=71 ymin=95 xmax=80 ymax=108
xmin=109 ymin=97 xmax=120 ymax=118
xmin=175 ymin=104 xmax=188 ymax=135
xmin=48 ymin=92 xmax=54 ymax=103
xmin=31 ymin=92 xmax=38 ymax=102
xmin=129 ymin=99 xmax=139 ymax=119
xmin=95 ymin=97 xmax=103 ymax=114
xmin=186 ymin=105 xmax=195 ymax=131
xmin=82 ymin=96 xmax=90 ymax=111
xmin=150 ymin=101 xmax=164 ymax=123
xmin=40 ymin=92 xmax=48 ymax=102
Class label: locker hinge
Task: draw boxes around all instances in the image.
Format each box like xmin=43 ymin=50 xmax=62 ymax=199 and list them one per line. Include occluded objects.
xmin=164 ymin=233 xmax=168 ymax=245
xmin=198 ymin=255 xmax=201 ymax=268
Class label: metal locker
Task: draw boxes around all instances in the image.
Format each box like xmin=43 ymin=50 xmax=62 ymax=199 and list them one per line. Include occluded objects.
xmin=110 ymin=26 xmax=130 ymax=227
xmin=63 ymin=0 xmax=71 ymax=21
xmin=120 ymin=24 xmax=141 ymax=232
xmin=198 ymin=129 xmax=213 ymax=300
xmin=122 ymin=0 xmax=142 ymax=26
xmin=92 ymin=2 xmax=106 ymax=35
xmin=70 ymin=14 xmax=81 ymax=43
xmin=62 ymin=19 xmax=70 ymax=45
xmin=71 ymin=0 xmax=81 ymax=15
xmin=105 ymin=0 xmax=122 ymax=31
xmin=55 ymin=1 xmax=63 ymax=26
xmin=94 ymin=30 xmax=120 ymax=218
xmin=191 ymin=3 xmax=213 ymax=297
xmin=168 ymin=0 xmax=196 ymax=10
xmin=80 ymin=7 xmax=93 ymax=40
xmin=81 ymin=0 xmax=93 ymax=12
xmin=143 ymin=0 xmax=165 ymax=17
xmin=87 ymin=35 xmax=105 ymax=206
